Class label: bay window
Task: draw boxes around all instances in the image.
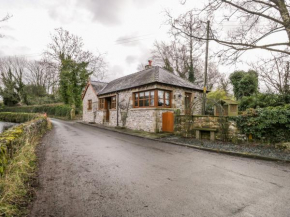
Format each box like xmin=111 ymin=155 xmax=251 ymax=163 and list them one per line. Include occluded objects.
xmin=133 ymin=89 xmax=171 ymax=108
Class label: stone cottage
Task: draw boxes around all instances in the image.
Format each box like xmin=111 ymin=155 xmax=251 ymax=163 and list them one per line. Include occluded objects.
xmin=82 ymin=64 xmax=204 ymax=132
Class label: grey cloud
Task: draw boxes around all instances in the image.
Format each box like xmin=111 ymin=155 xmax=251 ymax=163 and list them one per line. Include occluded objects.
xmin=3 ymin=35 xmax=17 ymax=41
xmin=77 ymin=0 xmax=128 ymax=25
xmin=125 ymin=55 xmax=137 ymax=64
xmin=107 ymin=64 xmax=125 ymax=81
xmin=1 ymin=25 xmax=14 ymax=31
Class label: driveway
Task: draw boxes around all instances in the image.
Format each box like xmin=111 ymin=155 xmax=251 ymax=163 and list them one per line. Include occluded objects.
xmin=30 ymin=119 xmax=290 ymax=217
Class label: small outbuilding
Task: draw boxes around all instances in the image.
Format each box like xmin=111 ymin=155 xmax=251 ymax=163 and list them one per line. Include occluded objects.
xmin=214 ymin=98 xmax=238 ymax=116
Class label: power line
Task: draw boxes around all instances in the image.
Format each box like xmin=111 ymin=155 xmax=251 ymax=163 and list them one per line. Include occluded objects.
xmin=115 ymin=33 xmax=156 ymax=43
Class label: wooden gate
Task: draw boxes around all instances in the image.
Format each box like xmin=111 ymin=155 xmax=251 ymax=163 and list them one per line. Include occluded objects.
xmin=162 ymin=112 xmax=174 ymax=132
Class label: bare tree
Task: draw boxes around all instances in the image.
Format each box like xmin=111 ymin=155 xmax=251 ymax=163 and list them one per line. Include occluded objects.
xmin=195 ymin=61 xmax=221 ymax=90
xmin=152 ymin=40 xmax=186 ymax=77
xmin=26 ymin=60 xmax=58 ymax=94
xmin=218 ymin=73 xmax=231 ymax=94
xmin=151 ymin=40 xmax=221 ymax=90
xmin=254 ymin=54 xmax=290 ymax=95
xmin=137 ymin=63 xmax=145 ymax=71
xmin=44 ymin=28 xmax=107 ymax=80
xmin=0 ymin=14 xmax=12 ymax=38
xmin=167 ymin=1 xmax=290 ymax=63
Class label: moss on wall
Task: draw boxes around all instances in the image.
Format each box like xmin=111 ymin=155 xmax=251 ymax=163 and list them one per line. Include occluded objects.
xmin=0 ymin=113 xmax=48 ymax=176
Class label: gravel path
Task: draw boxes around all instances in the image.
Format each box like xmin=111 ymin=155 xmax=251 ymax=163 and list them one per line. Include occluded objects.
xmin=162 ymin=136 xmax=290 ymax=161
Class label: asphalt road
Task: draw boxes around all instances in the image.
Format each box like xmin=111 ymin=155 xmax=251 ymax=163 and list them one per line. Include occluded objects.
xmin=30 ymin=119 xmax=290 ymax=217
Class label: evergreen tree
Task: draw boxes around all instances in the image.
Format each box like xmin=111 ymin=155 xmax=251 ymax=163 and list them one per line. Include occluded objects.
xmin=59 ymin=55 xmax=93 ymax=109
xmin=0 ymin=68 xmax=20 ymax=106
xmin=229 ymin=70 xmax=258 ymax=100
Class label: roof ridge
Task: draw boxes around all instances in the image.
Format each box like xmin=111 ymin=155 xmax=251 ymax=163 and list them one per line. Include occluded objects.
xmin=155 ymin=66 xmax=160 ymax=81
xmin=91 ymin=80 xmax=108 ymax=84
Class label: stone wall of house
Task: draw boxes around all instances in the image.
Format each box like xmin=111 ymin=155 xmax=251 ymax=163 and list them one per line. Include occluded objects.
xmin=82 ymin=85 xmax=98 ymax=123
xmin=108 ymin=110 xmax=117 ymax=127
xmin=88 ymin=83 xmax=203 ymax=132
xmin=95 ymin=110 xmax=105 ymax=124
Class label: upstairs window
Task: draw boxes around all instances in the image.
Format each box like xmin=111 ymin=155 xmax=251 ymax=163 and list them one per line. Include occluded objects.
xmin=111 ymin=96 xmax=116 ymax=109
xmin=99 ymin=98 xmax=105 ymax=109
xmin=87 ymin=100 xmax=92 ymax=111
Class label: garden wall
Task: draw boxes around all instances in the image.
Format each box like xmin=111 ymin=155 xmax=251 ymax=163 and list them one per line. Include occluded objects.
xmin=0 ymin=113 xmax=48 ymax=175
xmin=174 ymin=115 xmax=244 ymax=142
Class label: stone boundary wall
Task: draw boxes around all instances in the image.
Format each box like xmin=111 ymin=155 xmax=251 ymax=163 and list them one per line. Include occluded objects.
xmin=174 ymin=115 xmax=245 ymax=142
xmin=0 ymin=113 xmax=48 ymax=175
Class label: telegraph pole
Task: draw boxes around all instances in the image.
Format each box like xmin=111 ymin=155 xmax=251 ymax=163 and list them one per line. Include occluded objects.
xmin=202 ymin=20 xmax=210 ymax=115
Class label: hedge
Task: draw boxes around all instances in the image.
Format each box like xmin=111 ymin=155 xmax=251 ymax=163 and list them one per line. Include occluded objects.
xmin=0 ymin=112 xmax=39 ymax=123
xmin=0 ymin=104 xmax=73 ymax=119
xmin=0 ymin=113 xmax=48 ymax=175
xmin=235 ymin=105 xmax=290 ymax=143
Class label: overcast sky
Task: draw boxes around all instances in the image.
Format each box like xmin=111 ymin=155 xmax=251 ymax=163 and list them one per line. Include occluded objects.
xmin=0 ymin=0 xmax=279 ymax=82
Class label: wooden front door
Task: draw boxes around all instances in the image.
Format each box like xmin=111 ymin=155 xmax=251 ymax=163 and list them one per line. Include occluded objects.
xmin=162 ymin=112 xmax=174 ymax=132
xmin=105 ymin=98 xmax=111 ymax=122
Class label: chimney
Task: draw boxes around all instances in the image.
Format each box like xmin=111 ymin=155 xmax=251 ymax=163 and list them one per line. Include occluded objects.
xmin=145 ymin=60 xmax=153 ymax=69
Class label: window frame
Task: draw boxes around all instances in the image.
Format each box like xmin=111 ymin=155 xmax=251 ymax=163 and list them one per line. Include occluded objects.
xmin=87 ymin=99 xmax=92 ymax=111
xmin=133 ymin=89 xmax=172 ymax=108
xmin=185 ymin=92 xmax=192 ymax=115
xmin=157 ymin=90 xmax=171 ymax=108
xmin=111 ymin=96 xmax=116 ymax=109
xmin=99 ymin=98 xmax=105 ymax=110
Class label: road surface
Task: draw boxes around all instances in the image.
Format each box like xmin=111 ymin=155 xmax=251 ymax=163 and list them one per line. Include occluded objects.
xmin=30 ymin=119 xmax=290 ymax=217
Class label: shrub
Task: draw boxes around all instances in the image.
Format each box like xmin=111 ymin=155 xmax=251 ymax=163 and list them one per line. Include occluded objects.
xmin=235 ymin=105 xmax=290 ymax=143
xmin=239 ymin=93 xmax=289 ymax=111
xmin=0 ymin=104 xmax=74 ymax=119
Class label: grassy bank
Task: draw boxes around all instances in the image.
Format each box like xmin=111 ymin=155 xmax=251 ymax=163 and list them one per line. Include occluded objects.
xmin=0 ymin=113 xmax=49 ymax=216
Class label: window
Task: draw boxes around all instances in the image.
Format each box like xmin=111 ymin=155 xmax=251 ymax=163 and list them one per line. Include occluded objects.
xmin=111 ymin=96 xmax=116 ymax=109
xmin=87 ymin=100 xmax=92 ymax=111
xmin=230 ymin=104 xmax=238 ymax=112
xmin=99 ymin=98 xmax=105 ymax=109
xmin=134 ymin=90 xmax=155 ymax=107
xmin=185 ymin=93 xmax=192 ymax=114
xmin=158 ymin=90 xmax=171 ymax=107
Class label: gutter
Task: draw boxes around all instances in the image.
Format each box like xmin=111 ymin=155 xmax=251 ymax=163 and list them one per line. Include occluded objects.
xmin=117 ymin=92 xmax=119 ymax=127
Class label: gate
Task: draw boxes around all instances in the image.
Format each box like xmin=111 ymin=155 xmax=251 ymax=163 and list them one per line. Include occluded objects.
xmin=162 ymin=112 xmax=174 ymax=132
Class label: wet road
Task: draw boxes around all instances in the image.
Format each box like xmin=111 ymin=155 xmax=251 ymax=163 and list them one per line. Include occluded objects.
xmin=31 ymin=119 xmax=290 ymax=217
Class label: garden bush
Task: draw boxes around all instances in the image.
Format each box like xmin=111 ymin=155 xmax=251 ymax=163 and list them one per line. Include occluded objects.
xmin=0 ymin=104 xmax=74 ymax=119
xmin=235 ymin=105 xmax=290 ymax=143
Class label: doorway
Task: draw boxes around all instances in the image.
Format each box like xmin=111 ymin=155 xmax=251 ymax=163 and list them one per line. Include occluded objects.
xmin=105 ymin=98 xmax=111 ymax=122
xmin=162 ymin=112 xmax=174 ymax=132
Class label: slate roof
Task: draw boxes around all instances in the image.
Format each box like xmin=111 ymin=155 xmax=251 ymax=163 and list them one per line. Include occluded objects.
xmin=97 ymin=66 xmax=203 ymax=95
xmin=222 ymin=99 xmax=238 ymax=105
xmin=90 ymin=81 xmax=108 ymax=92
